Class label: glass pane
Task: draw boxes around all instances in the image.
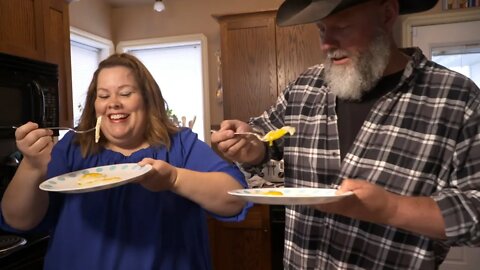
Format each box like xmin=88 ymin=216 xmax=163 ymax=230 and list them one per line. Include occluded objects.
xmin=129 ymin=44 xmax=206 ymax=141
xmin=432 ymin=44 xmax=480 ymax=87
xmin=71 ymin=42 xmax=101 ymax=127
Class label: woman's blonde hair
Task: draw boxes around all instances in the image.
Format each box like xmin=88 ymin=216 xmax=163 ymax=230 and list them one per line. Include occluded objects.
xmin=74 ymin=53 xmax=178 ymax=157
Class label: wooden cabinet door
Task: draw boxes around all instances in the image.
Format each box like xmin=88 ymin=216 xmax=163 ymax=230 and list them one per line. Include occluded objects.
xmin=0 ymin=0 xmax=45 ymax=60
xmin=276 ymin=23 xmax=323 ymax=93
xmin=218 ymin=12 xmax=323 ymax=122
xmin=218 ymin=12 xmax=278 ymax=122
xmin=0 ymin=0 xmax=72 ymax=127
xmin=209 ymin=205 xmax=271 ymax=270
xmin=42 ymin=0 xmax=73 ymax=127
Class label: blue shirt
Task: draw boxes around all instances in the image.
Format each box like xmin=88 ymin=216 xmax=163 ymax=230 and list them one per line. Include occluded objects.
xmin=2 ymin=128 xmax=249 ymax=270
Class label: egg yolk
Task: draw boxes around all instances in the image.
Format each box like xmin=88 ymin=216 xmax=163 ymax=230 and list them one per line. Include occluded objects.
xmin=77 ymin=172 xmax=121 ymax=186
xmin=262 ymin=191 xmax=283 ymax=196
xmin=81 ymin=172 xmax=106 ymax=179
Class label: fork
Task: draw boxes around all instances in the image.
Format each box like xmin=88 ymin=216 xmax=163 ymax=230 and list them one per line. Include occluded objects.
xmin=210 ymin=130 xmax=267 ymax=141
xmin=2 ymin=126 xmax=96 ymax=134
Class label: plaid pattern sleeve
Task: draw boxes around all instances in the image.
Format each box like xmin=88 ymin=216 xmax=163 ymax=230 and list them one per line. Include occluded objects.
xmin=248 ymin=48 xmax=480 ymax=269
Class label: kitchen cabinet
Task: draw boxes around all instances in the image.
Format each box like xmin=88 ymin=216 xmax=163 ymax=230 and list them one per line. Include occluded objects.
xmin=0 ymin=0 xmax=45 ymax=60
xmin=215 ymin=10 xmax=323 ymax=122
xmin=42 ymin=0 xmax=73 ymax=127
xmin=209 ymin=205 xmax=272 ymax=270
xmin=0 ymin=0 xmax=73 ymax=127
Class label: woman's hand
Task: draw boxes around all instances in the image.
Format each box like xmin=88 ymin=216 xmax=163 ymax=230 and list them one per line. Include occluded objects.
xmin=136 ymin=157 xmax=246 ymax=216
xmin=2 ymin=122 xmax=53 ymax=230
xmin=15 ymin=122 xmax=54 ymax=171
xmin=136 ymin=158 xmax=178 ymax=192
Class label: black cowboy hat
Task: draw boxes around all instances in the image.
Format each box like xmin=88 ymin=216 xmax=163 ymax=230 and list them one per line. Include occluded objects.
xmin=276 ymin=0 xmax=438 ymax=26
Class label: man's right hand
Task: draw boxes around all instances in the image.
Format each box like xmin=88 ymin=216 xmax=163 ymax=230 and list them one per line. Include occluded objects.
xmin=211 ymin=120 xmax=266 ymax=165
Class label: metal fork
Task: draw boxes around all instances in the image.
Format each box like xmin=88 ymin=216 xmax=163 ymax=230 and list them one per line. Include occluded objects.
xmin=2 ymin=126 xmax=96 ymax=134
xmin=210 ymin=130 xmax=267 ymax=141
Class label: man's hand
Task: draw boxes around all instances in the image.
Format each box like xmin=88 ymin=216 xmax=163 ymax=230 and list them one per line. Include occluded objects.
xmin=211 ymin=120 xmax=266 ymax=165
xmin=315 ymin=179 xmax=398 ymax=225
xmin=315 ymin=179 xmax=446 ymax=239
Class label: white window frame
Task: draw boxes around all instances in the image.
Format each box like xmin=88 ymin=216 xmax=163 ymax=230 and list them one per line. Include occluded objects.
xmin=70 ymin=27 xmax=114 ymax=60
xmin=402 ymin=9 xmax=480 ymax=48
xmin=117 ymin=34 xmax=211 ymax=144
xmin=68 ymin=27 xmax=114 ymax=137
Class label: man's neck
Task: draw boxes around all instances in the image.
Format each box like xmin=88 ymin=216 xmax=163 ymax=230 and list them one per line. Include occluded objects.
xmin=383 ymin=45 xmax=409 ymax=76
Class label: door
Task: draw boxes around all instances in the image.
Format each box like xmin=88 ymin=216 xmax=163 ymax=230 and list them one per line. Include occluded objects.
xmin=411 ymin=18 xmax=480 ymax=270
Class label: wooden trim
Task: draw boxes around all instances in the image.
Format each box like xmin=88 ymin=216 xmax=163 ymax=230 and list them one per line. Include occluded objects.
xmin=212 ymin=9 xmax=276 ymax=20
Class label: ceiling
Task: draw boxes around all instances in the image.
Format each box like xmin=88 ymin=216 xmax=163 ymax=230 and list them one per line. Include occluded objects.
xmin=104 ymin=0 xmax=154 ymax=8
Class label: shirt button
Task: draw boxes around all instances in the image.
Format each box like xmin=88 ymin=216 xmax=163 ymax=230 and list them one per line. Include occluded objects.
xmin=332 ymin=151 xmax=339 ymax=157
xmin=328 ymin=116 xmax=335 ymax=121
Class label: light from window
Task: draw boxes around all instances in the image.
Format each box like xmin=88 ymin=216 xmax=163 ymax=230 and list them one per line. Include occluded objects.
xmin=118 ymin=35 xmax=210 ymax=143
xmin=70 ymin=41 xmax=101 ymax=126
xmin=432 ymin=45 xmax=480 ymax=87
xmin=67 ymin=27 xmax=113 ymax=139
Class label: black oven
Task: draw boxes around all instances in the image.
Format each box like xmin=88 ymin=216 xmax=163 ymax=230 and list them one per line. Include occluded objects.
xmin=270 ymin=205 xmax=285 ymax=270
xmin=0 ymin=52 xmax=59 ymax=138
xmin=0 ymin=52 xmax=57 ymax=269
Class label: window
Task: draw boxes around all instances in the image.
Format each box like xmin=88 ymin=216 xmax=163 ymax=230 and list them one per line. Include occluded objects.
xmin=432 ymin=44 xmax=480 ymax=87
xmin=117 ymin=34 xmax=210 ymax=144
xmin=70 ymin=27 xmax=114 ymax=127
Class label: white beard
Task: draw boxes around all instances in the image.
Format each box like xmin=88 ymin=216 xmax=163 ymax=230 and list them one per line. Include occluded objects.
xmin=324 ymin=31 xmax=391 ymax=101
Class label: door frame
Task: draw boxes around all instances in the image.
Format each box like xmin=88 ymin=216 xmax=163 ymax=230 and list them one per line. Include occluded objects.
xmin=402 ymin=8 xmax=480 ymax=47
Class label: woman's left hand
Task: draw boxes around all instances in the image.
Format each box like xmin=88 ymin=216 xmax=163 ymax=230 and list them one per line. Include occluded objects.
xmin=136 ymin=158 xmax=178 ymax=192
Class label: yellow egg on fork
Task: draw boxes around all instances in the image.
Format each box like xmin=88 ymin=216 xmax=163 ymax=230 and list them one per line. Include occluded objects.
xmin=263 ymin=126 xmax=296 ymax=146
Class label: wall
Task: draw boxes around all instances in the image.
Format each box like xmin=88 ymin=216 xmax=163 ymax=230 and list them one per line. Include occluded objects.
xmin=393 ymin=1 xmax=444 ymax=45
xmin=69 ymin=0 xmax=113 ymax=40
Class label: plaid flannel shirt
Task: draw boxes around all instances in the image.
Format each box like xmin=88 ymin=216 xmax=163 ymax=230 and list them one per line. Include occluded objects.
xmin=248 ymin=48 xmax=480 ymax=269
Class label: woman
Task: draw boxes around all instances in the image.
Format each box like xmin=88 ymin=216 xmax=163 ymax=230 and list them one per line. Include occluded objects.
xmin=1 ymin=53 xmax=249 ymax=270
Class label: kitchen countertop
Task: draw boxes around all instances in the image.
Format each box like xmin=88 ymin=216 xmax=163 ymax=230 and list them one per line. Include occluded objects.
xmin=247 ymin=175 xmax=284 ymax=188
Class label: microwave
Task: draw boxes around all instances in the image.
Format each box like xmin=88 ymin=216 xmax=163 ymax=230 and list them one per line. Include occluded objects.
xmin=0 ymin=52 xmax=59 ymax=138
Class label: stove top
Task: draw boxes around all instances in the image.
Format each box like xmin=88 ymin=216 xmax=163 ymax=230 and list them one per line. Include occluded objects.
xmin=0 ymin=231 xmax=49 ymax=269
xmin=0 ymin=235 xmax=27 ymax=254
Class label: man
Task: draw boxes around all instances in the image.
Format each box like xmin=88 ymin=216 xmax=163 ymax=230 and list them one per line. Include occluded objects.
xmin=211 ymin=0 xmax=480 ymax=269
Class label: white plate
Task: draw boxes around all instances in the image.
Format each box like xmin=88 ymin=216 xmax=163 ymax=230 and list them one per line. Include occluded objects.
xmin=39 ymin=163 xmax=152 ymax=193
xmin=228 ymin=188 xmax=353 ymax=205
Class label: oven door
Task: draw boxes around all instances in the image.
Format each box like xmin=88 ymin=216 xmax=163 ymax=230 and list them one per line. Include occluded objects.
xmin=0 ymin=79 xmax=45 ymax=139
xmin=0 ymin=232 xmax=49 ymax=270
xmin=270 ymin=205 xmax=285 ymax=269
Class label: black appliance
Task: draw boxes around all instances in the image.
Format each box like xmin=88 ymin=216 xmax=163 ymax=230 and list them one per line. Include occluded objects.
xmin=0 ymin=52 xmax=58 ymax=269
xmin=0 ymin=52 xmax=59 ymax=138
